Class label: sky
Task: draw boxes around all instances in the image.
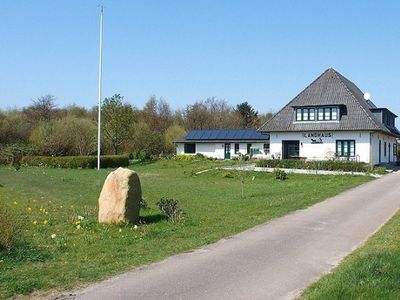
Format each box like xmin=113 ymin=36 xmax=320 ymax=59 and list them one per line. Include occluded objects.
xmin=0 ymin=0 xmax=399 ymax=117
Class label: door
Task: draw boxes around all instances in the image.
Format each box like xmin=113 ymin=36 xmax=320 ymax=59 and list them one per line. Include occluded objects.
xmin=282 ymin=141 xmax=300 ymax=159
xmin=224 ymin=143 xmax=231 ymax=159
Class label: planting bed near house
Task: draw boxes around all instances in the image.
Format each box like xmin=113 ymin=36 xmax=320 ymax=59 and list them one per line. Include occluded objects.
xmin=0 ymin=160 xmax=371 ymax=299
xmin=256 ymin=159 xmax=387 ymax=174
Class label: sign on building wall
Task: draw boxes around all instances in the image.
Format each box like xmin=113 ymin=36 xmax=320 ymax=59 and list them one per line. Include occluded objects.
xmin=302 ymin=132 xmax=333 ymax=144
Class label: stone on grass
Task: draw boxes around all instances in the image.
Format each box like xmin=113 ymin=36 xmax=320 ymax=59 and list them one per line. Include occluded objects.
xmin=98 ymin=167 xmax=141 ymax=224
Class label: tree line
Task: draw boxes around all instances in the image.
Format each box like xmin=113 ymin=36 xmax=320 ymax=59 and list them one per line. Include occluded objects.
xmin=0 ymin=94 xmax=273 ymax=160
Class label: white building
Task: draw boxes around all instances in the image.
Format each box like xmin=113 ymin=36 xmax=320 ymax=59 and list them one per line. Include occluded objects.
xmin=258 ymin=68 xmax=399 ymax=165
xmin=175 ymin=129 xmax=270 ymax=159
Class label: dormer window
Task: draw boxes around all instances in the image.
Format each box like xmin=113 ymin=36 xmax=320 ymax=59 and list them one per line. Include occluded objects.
xmin=296 ymin=108 xmax=315 ymax=121
xmin=296 ymin=106 xmax=339 ymax=122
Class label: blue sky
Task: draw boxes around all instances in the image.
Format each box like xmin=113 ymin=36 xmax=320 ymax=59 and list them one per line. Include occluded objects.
xmin=0 ymin=0 xmax=399 ymax=117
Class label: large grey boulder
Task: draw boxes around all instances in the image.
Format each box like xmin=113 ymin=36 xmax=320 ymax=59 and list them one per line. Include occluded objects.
xmin=98 ymin=167 xmax=141 ymax=224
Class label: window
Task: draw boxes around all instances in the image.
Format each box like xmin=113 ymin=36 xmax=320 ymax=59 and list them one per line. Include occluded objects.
xmin=297 ymin=107 xmax=339 ymax=122
xmin=384 ymin=142 xmax=387 ymax=156
xmin=336 ymin=140 xmax=355 ymax=157
xmin=296 ymin=109 xmax=302 ymax=121
xmin=324 ymin=108 xmax=331 ymax=120
xmin=318 ymin=108 xmax=324 ymax=120
xmin=302 ymin=108 xmax=309 ymax=121
xmin=394 ymin=143 xmax=397 ymax=159
xmin=264 ymin=143 xmax=270 ymax=154
xmin=331 ymin=108 xmax=338 ymax=120
xmin=234 ymin=143 xmax=240 ymax=154
xmin=184 ymin=143 xmax=196 ymax=154
xmin=309 ymin=108 xmax=315 ymax=121
xmin=247 ymin=143 xmax=252 ymax=154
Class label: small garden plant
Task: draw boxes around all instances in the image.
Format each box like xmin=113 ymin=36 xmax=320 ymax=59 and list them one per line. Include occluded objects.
xmin=274 ymin=168 xmax=288 ymax=180
xmin=0 ymin=204 xmax=22 ymax=252
xmin=157 ymin=198 xmax=185 ymax=223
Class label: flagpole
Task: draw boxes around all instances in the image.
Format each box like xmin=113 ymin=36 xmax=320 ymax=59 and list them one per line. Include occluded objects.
xmin=97 ymin=6 xmax=103 ymax=170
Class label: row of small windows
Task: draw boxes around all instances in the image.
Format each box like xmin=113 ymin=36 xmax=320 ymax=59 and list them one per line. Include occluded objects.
xmin=296 ymin=107 xmax=338 ymax=121
xmin=184 ymin=143 xmax=270 ymax=154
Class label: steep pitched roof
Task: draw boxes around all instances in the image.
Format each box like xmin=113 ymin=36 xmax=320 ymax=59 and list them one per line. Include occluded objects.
xmin=258 ymin=68 xmax=399 ymax=136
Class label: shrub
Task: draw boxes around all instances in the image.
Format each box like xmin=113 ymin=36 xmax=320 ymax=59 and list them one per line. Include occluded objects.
xmin=222 ymin=171 xmax=234 ymax=178
xmin=157 ymin=198 xmax=185 ymax=223
xmin=140 ymin=198 xmax=148 ymax=209
xmin=173 ymin=153 xmax=211 ymax=161
xmin=371 ymin=167 xmax=386 ymax=174
xmin=0 ymin=205 xmax=22 ymax=252
xmin=20 ymin=155 xmax=129 ymax=169
xmin=174 ymin=154 xmax=194 ymax=161
xmin=256 ymin=159 xmax=386 ymax=174
xmin=274 ymin=168 xmax=288 ymax=180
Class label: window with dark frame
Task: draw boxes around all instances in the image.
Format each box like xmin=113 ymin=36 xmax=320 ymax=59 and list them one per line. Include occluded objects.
xmin=336 ymin=140 xmax=355 ymax=157
xmin=234 ymin=143 xmax=240 ymax=154
xmin=296 ymin=106 xmax=338 ymax=122
xmin=263 ymin=143 xmax=270 ymax=154
xmin=184 ymin=143 xmax=196 ymax=154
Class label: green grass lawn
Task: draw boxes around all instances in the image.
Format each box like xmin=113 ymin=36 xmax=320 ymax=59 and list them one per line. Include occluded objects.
xmin=300 ymin=210 xmax=400 ymax=300
xmin=0 ymin=160 xmax=372 ymax=299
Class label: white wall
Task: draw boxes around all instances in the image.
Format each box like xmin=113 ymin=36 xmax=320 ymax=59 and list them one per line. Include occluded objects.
xmin=176 ymin=142 xmax=267 ymax=159
xmin=370 ymin=132 xmax=397 ymax=165
xmin=269 ymin=131 xmax=373 ymax=163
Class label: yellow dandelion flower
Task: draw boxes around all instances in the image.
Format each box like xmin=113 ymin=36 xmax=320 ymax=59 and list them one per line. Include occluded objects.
xmin=13 ymin=201 xmax=17 ymax=205
xmin=45 ymin=211 xmax=48 ymax=215
xmin=75 ymin=220 xmax=81 ymax=225
xmin=43 ymin=220 xmax=48 ymax=225
xmin=27 ymin=207 xmax=32 ymax=212
xmin=33 ymin=220 xmax=37 ymax=225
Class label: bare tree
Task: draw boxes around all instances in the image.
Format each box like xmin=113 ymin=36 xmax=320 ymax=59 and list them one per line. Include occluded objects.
xmin=24 ymin=95 xmax=57 ymax=122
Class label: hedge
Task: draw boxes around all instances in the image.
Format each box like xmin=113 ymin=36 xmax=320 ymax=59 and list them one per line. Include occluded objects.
xmin=20 ymin=155 xmax=129 ymax=169
xmin=255 ymin=159 xmax=386 ymax=174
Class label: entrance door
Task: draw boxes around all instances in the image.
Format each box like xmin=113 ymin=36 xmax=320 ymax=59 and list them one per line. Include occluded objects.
xmin=224 ymin=143 xmax=231 ymax=160
xmin=282 ymin=141 xmax=300 ymax=159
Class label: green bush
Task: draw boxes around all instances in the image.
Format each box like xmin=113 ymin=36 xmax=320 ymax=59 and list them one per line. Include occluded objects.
xmin=222 ymin=171 xmax=234 ymax=178
xmin=173 ymin=153 xmax=210 ymax=161
xmin=140 ymin=198 xmax=148 ymax=209
xmin=0 ymin=205 xmax=22 ymax=252
xmin=256 ymin=159 xmax=385 ymax=174
xmin=157 ymin=198 xmax=185 ymax=223
xmin=371 ymin=167 xmax=386 ymax=174
xmin=274 ymin=168 xmax=288 ymax=180
xmin=20 ymin=155 xmax=129 ymax=169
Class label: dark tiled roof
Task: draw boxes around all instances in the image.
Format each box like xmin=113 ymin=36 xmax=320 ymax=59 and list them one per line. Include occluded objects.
xmin=176 ymin=129 xmax=269 ymax=143
xmin=258 ymin=68 xmax=400 ymax=137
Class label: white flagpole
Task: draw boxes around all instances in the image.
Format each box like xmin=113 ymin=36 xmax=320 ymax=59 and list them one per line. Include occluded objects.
xmin=97 ymin=6 xmax=103 ymax=170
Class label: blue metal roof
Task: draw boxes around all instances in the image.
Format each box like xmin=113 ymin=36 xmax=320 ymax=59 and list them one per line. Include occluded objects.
xmin=185 ymin=129 xmax=269 ymax=141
